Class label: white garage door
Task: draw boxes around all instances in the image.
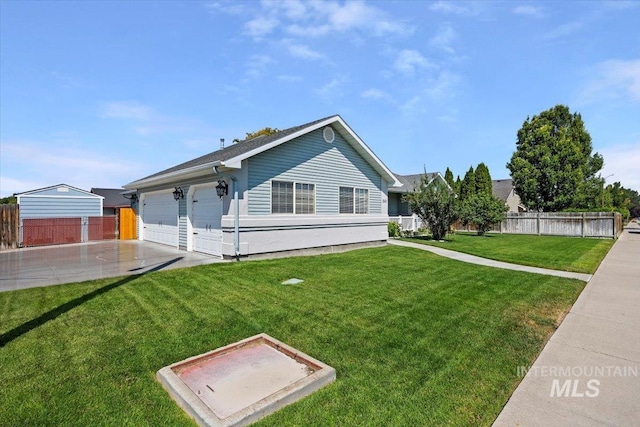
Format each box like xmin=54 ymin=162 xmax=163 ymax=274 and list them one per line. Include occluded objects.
xmin=142 ymin=192 xmax=178 ymax=247
xmin=191 ymin=187 xmax=223 ymax=256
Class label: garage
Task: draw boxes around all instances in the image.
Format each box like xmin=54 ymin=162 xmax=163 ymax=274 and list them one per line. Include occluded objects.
xmin=191 ymin=186 xmax=223 ymax=256
xmin=142 ymin=192 xmax=178 ymax=247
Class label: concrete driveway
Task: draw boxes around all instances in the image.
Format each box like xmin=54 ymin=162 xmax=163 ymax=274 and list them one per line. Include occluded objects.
xmin=0 ymin=240 xmax=224 ymax=293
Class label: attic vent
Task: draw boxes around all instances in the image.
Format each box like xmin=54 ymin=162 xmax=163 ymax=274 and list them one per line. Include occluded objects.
xmin=57 ymin=187 xmax=69 ymax=192
xmin=323 ymin=126 xmax=335 ymax=143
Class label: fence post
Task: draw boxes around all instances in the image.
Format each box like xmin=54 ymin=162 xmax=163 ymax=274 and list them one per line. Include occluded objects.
xmin=581 ymin=212 xmax=586 ymax=238
xmin=537 ymin=212 xmax=541 ymax=235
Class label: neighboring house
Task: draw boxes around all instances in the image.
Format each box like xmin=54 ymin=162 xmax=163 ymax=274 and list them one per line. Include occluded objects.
xmin=388 ymin=172 xmax=448 ymax=231
xmin=16 ymin=184 xmax=103 ymax=219
xmin=91 ymin=188 xmax=138 ymax=240
xmin=492 ymin=179 xmax=526 ymax=212
xmin=123 ymin=115 xmax=401 ymax=258
xmin=90 ymin=188 xmax=130 ymax=216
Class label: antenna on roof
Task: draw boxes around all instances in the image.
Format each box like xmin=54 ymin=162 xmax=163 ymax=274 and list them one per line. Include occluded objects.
xmin=220 ymin=138 xmax=225 ymax=150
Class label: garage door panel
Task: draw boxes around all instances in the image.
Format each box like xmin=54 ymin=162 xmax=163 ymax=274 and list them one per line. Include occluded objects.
xmin=143 ymin=193 xmax=178 ymax=247
xmin=192 ymin=187 xmax=222 ymax=256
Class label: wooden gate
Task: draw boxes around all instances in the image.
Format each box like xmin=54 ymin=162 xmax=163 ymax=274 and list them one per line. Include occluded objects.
xmin=119 ymin=207 xmax=137 ymax=240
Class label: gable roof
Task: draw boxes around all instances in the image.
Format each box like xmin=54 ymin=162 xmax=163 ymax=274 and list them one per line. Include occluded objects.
xmin=124 ymin=115 xmax=401 ymax=189
xmin=91 ymin=188 xmax=130 ymax=208
xmin=15 ymin=184 xmax=102 ymax=198
xmin=492 ymin=179 xmax=514 ymax=202
xmin=389 ymin=172 xmax=446 ymax=193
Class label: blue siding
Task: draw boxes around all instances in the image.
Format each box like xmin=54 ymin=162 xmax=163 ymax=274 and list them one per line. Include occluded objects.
xmin=178 ymin=185 xmax=190 ymax=250
xmin=19 ymin=196 xmax=102 ymax=218
xmin=248 ymin=127 xmax=383 ymax=215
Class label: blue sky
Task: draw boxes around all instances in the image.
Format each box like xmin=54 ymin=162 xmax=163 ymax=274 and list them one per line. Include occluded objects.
xmin=1 ymin=0 xmax=639 ymax=198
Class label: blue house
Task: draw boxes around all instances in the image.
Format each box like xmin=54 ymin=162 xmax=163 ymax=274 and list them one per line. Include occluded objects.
xmin=124 ymin=115 xmax=401 ymax=258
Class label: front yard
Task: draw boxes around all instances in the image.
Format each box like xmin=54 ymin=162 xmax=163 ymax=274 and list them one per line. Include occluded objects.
xmin=1 ymin=246 xmax=586 ymax=426
xmin=404 ymin=232 xmax=614 ymax=274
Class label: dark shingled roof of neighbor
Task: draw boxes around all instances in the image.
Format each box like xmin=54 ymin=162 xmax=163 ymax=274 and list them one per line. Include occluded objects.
xmin=91 ymin=188 xmax=130 ymax=207
xmin=492 ymin=179 xmax=514 ymax=202
xmin=389 ymin=172 xmax=441 ymax=193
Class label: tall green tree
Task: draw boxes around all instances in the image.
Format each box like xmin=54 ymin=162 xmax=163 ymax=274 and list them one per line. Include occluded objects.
xmin=506 ymin=105 xmax=603 ymax=211
xmin=459 ymin=166 xmax=476 ymax=201
xmin=444 ymin=167 xmax=455 ymax=189
xmin=404 ymin=176 xmax=457 ymax=241
xmin=474 ymin=163 xmax=492 ymax=195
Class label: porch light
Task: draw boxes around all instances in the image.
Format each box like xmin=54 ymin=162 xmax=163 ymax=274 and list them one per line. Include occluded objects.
xmin=216 ymin=180 xmax=228 ymax=198
xmin=173 ymin=187 xmax=184 ymax=201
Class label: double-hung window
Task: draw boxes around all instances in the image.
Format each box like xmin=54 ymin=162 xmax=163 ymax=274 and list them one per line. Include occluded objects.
xmin=339 ymin=186 xmax=369 ymax=214
xmin=272 ymin=180 xmax=315 ymax=214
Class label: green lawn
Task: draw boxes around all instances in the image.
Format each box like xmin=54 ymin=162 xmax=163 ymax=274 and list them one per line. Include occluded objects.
xmin=404 ymin=233 xmax=614 ymax=274
xmin=0 ymin=246 xmax=585 ymax=426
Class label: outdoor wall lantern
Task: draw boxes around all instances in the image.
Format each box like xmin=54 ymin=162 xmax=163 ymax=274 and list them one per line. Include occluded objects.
xmin=173 ymin=186 xmax=185 ymax=201
xmin=216 ymin=180 xmax=228 ymax=198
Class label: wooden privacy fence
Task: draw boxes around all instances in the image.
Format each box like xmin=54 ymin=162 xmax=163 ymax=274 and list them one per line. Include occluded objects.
xmin=21 ymin=216 xmax=117 ymax=247
xmin=501 ymin=212 xmax=622 ymax=238
xmin=1 ymin=204 xmax=20 ymax=250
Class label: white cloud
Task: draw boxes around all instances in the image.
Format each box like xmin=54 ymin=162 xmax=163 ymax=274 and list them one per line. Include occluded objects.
xmin=246 ymin=54 xmax=275 ymax=78
xmin=429 ymin=1 xmax=478 ymax=16
xmin=599 ymin=143 xmax=640 ymax=191
xmin=427 ymin=70 xmax=462 ymax=100
xmin=394 ymin=49 xmax=435 ymax=75
xmin=278 ymin=74 xmax=303 ymax=82
xmin=580 ymin=59 xmax=640 ymax=104
xmin=512 ymin=5 xmax=543 ymax=17
xmin=543 ymin=19 xmax=585 ymax=40
xmin=0 ymin=141 xmax=139 ymax=197
xmin=281 ymin=39 xmax=326 ymax=61
xmin=244 ymin=16 xmax=279 ymax=39
xmin=204 ymin=1 xmax=250 ymax=16
xmin=361 ymin=88 xmax=389 ymax=100
xmin=316 ymin=76 xmax=346 ymax=102
xmin=429 ymin=23 xmax=457 ymax=54
xmin=102 ymin=101 xmax=152 ymax=120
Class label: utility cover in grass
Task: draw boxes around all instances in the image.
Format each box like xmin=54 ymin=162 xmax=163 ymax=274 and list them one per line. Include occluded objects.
xmin=281 ymin=278 xmax=303 ymax=285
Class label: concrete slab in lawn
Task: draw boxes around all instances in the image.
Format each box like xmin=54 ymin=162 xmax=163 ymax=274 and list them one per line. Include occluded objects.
xmin=0 ymin=240 xmax=224 ymax=292
xmin=157 ymin=333 xmax=336 ymax=427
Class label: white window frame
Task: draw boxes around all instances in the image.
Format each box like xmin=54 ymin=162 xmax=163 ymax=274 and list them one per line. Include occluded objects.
xmin=339 ymin=186 xmax=369 ymax=214
xmin=271 ymin=180 xmax=316 ymax=215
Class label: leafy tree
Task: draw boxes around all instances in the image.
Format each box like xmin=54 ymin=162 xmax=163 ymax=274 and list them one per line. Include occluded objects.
xmin=444 ymin=167 xmax=455 ymax=189
xmin=507 ymin=105 xmax=603 ymax=211
xmin=233 ymin=127 xmax=280 ymax=143
xmin=459 ymin=192 xmax=508 ymax=236
xmin=459 ymin=166 xmax=475 ymax=201
xmin=0 ymin=195 xmax=17 ymax=204
xmin=474 ymin=162 xmax=492 ymax=195
xmin=404 ymin=175 xmax=457 ymax=241
xmin=454 ymin=176 xmax=461 ymax=196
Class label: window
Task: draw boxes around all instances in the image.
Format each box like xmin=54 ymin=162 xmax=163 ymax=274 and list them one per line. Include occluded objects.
xmin=295 ymin=183 xmax=315 ymax=214
xmin=355 ymin=188 xmax=369 ymax=214
xmin=272 ymin=181 xmax=293 ymax=214
xmin=272 ymin=180 xmax=315 ymax=214
xmin=339 ymin=187 xmax=368 ymax=214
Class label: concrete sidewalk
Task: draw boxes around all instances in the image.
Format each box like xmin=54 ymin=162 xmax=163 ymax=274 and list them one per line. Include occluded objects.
xmin=494 ymin=224 xmax=640 ymax=426
xmin=388 ymin=239 xmax=592 ymax=281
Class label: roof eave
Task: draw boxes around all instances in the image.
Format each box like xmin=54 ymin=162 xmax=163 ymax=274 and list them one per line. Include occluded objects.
xmin=123 ymin=161 xmax=224 ymax=190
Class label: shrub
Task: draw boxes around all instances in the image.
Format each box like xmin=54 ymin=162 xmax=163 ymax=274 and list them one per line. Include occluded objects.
xmin=388 ymin=221 xmax=401 ymax=238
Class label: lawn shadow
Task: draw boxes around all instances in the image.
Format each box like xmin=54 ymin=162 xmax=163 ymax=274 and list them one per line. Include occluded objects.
xmin=0 ymin=257 xmax=183 ymax=348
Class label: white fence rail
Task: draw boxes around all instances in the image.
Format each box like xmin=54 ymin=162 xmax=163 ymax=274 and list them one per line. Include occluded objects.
xmin=392 ymin=212 xmax=622 ymax=239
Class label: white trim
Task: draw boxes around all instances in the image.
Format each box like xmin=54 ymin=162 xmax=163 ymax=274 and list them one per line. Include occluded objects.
xmin=15 ymin=194 xmax=104 ymax=199
xmin=15 ymin=184 xmax=100 ymax=197
xmin=124 ymin=161 xmax=223 ymax=189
